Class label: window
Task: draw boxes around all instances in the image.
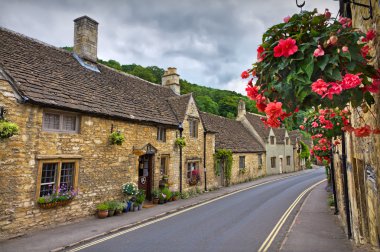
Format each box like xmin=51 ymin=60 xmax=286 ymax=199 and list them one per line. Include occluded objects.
xmin=258 ymin=154 xmax=263 ymax=165
xmin=37 ymin=160 xmax=79 ymax=198
xmin=239 ymin=156 xmax=245 ymax=169
xmin=43 ymin=111 xmax=79 ymax=133
xmin=157 ymin=127 xmax=166 ymax=142
xmin=287 ymin=156 xmax=291 ymax=166
xmin=270 ymin=136 xmax=275 ymax=145
xmin=160 ymin=155 xmax=169 ymax=175
xmin=189 ymin=119 xmax=198 ymax=138
xmin=285 ymin=137 xmax=290 ymax=145
xmin=187 ymin=161 xmax=199 ymax=179
xmin=271 ymin=157 xmax=276 ymax=168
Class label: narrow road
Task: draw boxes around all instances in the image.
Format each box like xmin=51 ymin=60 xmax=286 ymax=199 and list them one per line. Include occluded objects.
xmin=70 ymin=168 xmax=326 ymax=252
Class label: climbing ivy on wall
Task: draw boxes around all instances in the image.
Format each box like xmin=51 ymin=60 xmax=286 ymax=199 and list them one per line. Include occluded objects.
xmin=299 ymin=141 xmax=310 ymax=160
xmin=214 ymin=149 xmax=233 ymax=186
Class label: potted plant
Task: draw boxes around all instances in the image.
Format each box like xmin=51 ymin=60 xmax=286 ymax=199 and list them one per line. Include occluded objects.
xmin=172 ymin=191 xmax=180 ymax=201
xmin=136 ymin=189 xmax=146 ymax=210
xmin=122 ymin=182 xmax=138 ymax=208
xmin=115 ymin=202 xmax=124 ymax=215
xmin=161 ymin=187 xmax=172 ymax=203
xmin=152 ymin=189 xmax=160 ymax=204
xmin=107 ymin=201 xmax=118 ymax=217
xmin=132 ymin=202 xmax=139 ymax=212
xmin=109 ymin=130 xmax=125 ymax=145
xmin=96 ymin=203 xmax=109 ymax=219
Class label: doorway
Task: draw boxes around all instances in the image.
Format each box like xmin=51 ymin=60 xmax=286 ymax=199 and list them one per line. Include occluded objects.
xmin=138 ymin=154 xmax=153 ymax=200
xmin=279 ymin=158 xmax=283 ymax=174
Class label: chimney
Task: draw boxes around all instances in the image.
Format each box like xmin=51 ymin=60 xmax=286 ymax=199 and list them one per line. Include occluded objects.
xmin=162 ymin=67 xmax=180 ymax=95
xmin=73 ymin=16 xmax=98 ymax=63
xmin=237 ymin=100 xmax=246 ymax=118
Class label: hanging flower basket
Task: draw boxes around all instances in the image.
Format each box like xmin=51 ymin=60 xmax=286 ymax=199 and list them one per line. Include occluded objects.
xmin=243 ymin=9 xmax=379 ymax=130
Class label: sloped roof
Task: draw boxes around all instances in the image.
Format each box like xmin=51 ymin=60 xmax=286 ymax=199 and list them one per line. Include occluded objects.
xmin=245 ymin=113 xmax=271 ymax=140
xmin=168 ymin=94 xmax=192 ymax=123
xmin=273 ymin=128 xmax=286 ymax=144
xmin=0 ymin=27 xmax=187 ymax=126
xmin=200 ymin=112 xmax=265 ymax=153
xmin=289 ymin=130 xmax=312 ymax=147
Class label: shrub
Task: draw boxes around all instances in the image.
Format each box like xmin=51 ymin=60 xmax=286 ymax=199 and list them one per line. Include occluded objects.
xmin=110 ymin=131 xmax=125 ymax=145
xmin=96 ymin=203 xmax=108 ymax=211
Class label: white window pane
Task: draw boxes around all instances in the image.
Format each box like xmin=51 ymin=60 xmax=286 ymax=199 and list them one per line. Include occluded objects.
xmin=63 ymin=115 xmax=76 ymax=131
xmin=44 ymin=113 xmax=60 ymax=130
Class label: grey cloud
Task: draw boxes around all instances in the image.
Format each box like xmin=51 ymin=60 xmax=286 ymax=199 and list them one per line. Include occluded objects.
xmin=0 ymin=0 xmax=339 ymax=93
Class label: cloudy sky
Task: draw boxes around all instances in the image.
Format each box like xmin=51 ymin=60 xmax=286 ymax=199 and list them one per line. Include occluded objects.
xmin=0 ymin=0 xmax=339 ymax=94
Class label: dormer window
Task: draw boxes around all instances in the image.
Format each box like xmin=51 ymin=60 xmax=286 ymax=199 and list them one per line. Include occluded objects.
xmin=270 ymin=136 xmax=275 ymax=145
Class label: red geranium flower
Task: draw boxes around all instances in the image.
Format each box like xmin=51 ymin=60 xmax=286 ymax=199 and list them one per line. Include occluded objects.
xmin=361 ymin=45 xmax=370 ymax=58
xmin=283 ymin=16 xmax=291 ymax=23
xmin=354 ymin=125 xmax=371 ymax=137
xmin=313 ymin=45 xmax=324 ymax=57
xmin=323 ymin=82 xmax=343 ymax=100
xmin=366 ymin=78 xmax=380 ymax=93
xmin=373 ymin=128 xmax=380 ymax=134
xmin=265 ymin=101 xmax=283 ymax=118
xmin=366 ymin=29 xmax=376 ymax=41
xmin=273 ymin=38 xmax=298 ymax=58
xmin=257 ymin=45 xmax=265 ymax=62
xmin=341 ymin=73 xmax=362 ymax=90
xmin=246 ymin=85 xmax=259 ymax=100
xmin=241 ymin=71 xmax=249 ymax=79
xmin=299 ymin=125 xmax=305 ymax=130
xmin=311 ymin=79 xmax=329 ymax=95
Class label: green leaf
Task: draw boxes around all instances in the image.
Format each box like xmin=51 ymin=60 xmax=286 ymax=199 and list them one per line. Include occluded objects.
xmin=326 ymin=67 xmax=342 ymax=81
xmin=316 ymin=55 xmax=330 ymax=71
xmin=364 ymin=92 xmax=375 ymax=106
xmin=302 ymin=56 xmax=314 ymax=79
xmin=341 ymin=52 xmax=351 ymax=61
xmin=351 ymin=90 xmax=363 ymax=108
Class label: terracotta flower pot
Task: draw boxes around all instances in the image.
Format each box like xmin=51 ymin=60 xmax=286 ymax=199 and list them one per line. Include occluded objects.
xmin=97 ymin=210 xmax=108 ymax=219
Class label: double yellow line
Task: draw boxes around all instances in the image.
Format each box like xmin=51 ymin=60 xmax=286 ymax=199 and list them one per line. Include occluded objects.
xmin=258 ymin=179 xmax=326 ymax=252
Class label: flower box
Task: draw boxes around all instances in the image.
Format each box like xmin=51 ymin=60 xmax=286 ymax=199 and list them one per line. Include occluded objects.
xmin=37 ymin=199 xmax=73 ymax=209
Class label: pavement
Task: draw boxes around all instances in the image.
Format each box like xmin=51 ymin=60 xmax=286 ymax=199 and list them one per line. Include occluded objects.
xmin=280 ymin=181 xmax=374 ymax=252
xmin=0 ymin=167 xmax=374 ymax=252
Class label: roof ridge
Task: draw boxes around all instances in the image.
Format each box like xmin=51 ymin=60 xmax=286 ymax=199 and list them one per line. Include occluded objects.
xmin=200 ymin=111 xmax=238 ymax=122
xmin=0 ymin=26 xmax=72 ymax=56
xmin=247 ymin=111 xmax=266 ymax=118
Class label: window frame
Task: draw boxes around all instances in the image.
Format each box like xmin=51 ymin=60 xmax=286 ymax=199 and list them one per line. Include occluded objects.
xmin=189 ymin=119 xmax=198 ymax=138
xmin=42 ymin=110 xmax=80 ymax=133
xmin=271 ymin=157 xmax=276 ymax=168
xmin=187 ymin=161 xmax=200 ymax=180
xmin=36 ymin=159 xmax=79 ymax=199
xmin=270 ymin=136 xmax=275 ymax=145
xmin=157 ymin=126 xmax=166 ymax=142
xmin=258 ymin=153 xmax=263 ymax=166
xmin=239 ymin=156 xmax=245 ymax=170
xmin=286 ymin=156 xmax=291 ymax=166
xmin=160 ymin=155 xmax=169 ymax=176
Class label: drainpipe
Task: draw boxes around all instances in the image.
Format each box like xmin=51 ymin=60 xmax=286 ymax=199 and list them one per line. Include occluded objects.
xmin=178 ymin=123 xmax=184 ymax=193
xmin=330 ymin=142 xmax=339 ymax=215
xmin=204 ymin=131 xmax=207 ymax=191
xmin=341 ymin=132 xmax=352 ymax=239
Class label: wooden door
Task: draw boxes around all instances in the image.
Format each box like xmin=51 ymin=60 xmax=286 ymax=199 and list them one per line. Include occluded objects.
xmin=138 ymin=154 xmax=152 ymax=200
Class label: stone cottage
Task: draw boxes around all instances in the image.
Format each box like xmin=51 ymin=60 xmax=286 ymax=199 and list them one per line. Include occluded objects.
xmin=236 ymin=100 xmax=294 ymax=175
xmin=200 ymin=112 xmax=266 ymax=187
xmin=0 ymin=16 xmax=209 ymax=238
xmin=330 ymin=0 xmax=380 ymax=248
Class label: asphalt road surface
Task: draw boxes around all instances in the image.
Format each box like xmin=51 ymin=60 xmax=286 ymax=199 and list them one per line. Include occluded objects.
xmin=71 ymin=168 xmax=326 ymax=252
